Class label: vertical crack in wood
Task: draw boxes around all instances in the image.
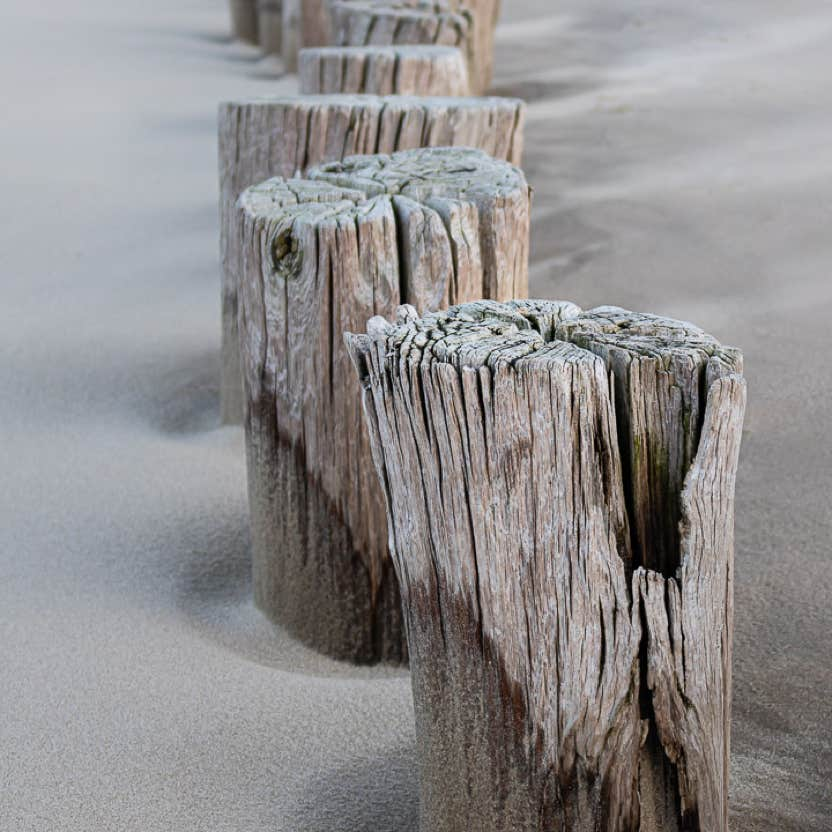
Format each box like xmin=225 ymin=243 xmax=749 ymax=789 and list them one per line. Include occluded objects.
xmin=348 ymin=300 xmax=745 ymax=828
xmin=237 ymin=150 xmax=530 ymax=662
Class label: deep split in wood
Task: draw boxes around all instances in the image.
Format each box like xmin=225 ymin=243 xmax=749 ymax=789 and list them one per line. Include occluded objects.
xmin=347 ymin=300 xmax=746 ymax=829
xmin=218 ymin=93 xmax=525 ymax=423
xmin=299 ymin=45 xmax=470 ymax=96
xmin=236 ymin=149 xmax=531 ymax=662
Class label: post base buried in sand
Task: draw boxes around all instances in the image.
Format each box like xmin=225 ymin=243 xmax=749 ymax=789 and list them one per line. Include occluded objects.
xmin=218 ymin=93 xmax=526 ymax=424
xmin=236 ymin=149 xmax=531 ymax=663
xmin=348 ymin=300 xmax=745 ymax=828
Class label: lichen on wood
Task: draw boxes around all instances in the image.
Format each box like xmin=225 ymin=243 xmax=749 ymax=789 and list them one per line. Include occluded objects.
xmin=347 ymin=299 xmax=745 ymax=829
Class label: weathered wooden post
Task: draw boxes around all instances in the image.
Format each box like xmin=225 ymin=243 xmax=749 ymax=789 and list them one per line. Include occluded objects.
xmin=236 ymin=149 xmax=531 ymax=662
xmin=230 ymin=0 xmax=259 ymax=44
xmin=218 ymin=93 xmax=525 ymax=423
xmin=281 ymin=0 xmax=301 ymax=71
xmin=300 ymin=0 xmax=333 ymax=48
xmin=330 ymin=0 xmax=500 ymax=94
xmin=347 ymin=300 xmax=745 ymax=829
xmin=299 ymin=45 xmax=470 ymax=96
xmin=256 ymin=0 xmax=282 ymax=55
xmin=331 ymin=1 xmax=477 ymax=90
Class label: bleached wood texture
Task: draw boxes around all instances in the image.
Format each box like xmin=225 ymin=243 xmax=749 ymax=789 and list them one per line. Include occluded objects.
xmin=331 ymin=0 xmax=497 ymax=94
xmin=281 ymin=0 xmax=300 ymax=70
xmin=237 ymin=149 xmax=531 ymax=663
xmin=299 ymin=45 xmax=470 ymax=96
xmin=218 ymin=93 xmax=525 ymax=423
xmin=300 ymin=0 xmax=333 ymax=48
xmin=256 ymin=0 xmax=281 ymax=55
xmin=230 ymin=0 xmax=258 ymax=44
xmin=347 ymin=300 xmax=745 ymax=829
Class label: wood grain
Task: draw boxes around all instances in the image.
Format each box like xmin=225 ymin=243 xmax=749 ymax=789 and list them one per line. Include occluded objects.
xmin=348 ymin=300 xmax=745 ymax=828
xmin=299 ymin=45 xmax=470 ymax=96
xmin=330 ymin=0 xmax=497 ymax=94
xmin=218 ymin=93 xmax=525 ymax=423
xmin=300 ymin=0 xmax=333 ymax=48
xmin=237 ymin=149 xmax=531 ymax=663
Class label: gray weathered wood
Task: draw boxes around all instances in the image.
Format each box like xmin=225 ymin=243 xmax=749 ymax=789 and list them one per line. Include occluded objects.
xmin=230 ymin=0 xmax=259 ymax=44
xmin=218 ymin=93 xmax=526 ymax=423
xmin=300 ymin=0 xmax=333 ymax=48
xmin=330 ymin=0 xmax=500 ymax=94
xmin=299 ymin=45 xmax=470 ymax=96
xmin=330 ymin=1 xmax=483 ymax=91
xmin=237 ymin=150 xmax=531 ymax=663
xmin=347 ymin=300 xmax=745 ymax=829
xmin=256 ymin=0 xmax=282 ymax=55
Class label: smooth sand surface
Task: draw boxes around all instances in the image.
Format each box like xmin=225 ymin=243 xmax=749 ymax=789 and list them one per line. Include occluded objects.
xmin=1 ymin=1 xmax=829 ymax=829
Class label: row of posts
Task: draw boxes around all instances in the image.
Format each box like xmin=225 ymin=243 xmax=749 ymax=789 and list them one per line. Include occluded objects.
xmin=219 ymin=2 xmax=746 ymax=830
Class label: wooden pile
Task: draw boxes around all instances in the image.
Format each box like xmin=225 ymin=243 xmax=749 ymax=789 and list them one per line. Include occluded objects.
xmin=218 ymin=93 xmax=525 ymax=424
xmin=218 ymin=3 xmax=747 ymax=828
xmin=235 ymin=148 xmax=530 ymax=662
xmin=228 ymin=0 xmax=496 ymax=92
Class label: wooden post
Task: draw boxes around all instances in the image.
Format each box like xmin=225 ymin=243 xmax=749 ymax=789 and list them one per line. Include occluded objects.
xmin=299 ymin=46 xmax=470 ymax=96
xmin=230 ymin=0 xmax=259 ymax=44
xmin=218 ymin=93 xmax=526 ymax=423
xmin=347 ymin=300 xmax=746 ymax=829
xmin=300 ymin=0 xmax=333 ymax=48
xmin=281 ymin=0 xmax=301 ymax=71
xmin=256 ymin=0 xmax=282 ymax=55
xmin=330 ymin=1 xmax=484 ymax=92
xmin=463 ymin=0 xmax=500 ymax=92
xmin=236 ymin=149 xmax=531 ymax=663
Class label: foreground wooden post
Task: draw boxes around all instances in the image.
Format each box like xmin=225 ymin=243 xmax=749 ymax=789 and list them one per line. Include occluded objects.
xmin=230 ymin=0 xmax=259 ymax=44
xmin=237 ymin=150 xmax=531 ymax=663
xmin=299 ymin=46 xmax=470 ymax=96
xmin=218 ymin=93 xmax=525 ymax=423
xmin=347 ymin=301 xmax=745 ymax=828
xmin=256 ymin=0 xmax=282 ymax=55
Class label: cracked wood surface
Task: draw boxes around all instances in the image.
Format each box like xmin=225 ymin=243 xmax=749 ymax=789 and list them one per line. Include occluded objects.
xmin=299 ymin=45 xmax=470 ymax=96
xmin=218 ymin=93 xmax=525 ymax=423
xmin=330 ymin=0 xmax=497 ymax=94
xmin=237 ymin=149 xmax=530 ymax=662
xmin=347 ymin=300 xmax=745 ymax=829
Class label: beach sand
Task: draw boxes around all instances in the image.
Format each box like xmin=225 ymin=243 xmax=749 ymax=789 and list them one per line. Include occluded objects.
xmin=1 ymin=0 xmax=829 ymax=829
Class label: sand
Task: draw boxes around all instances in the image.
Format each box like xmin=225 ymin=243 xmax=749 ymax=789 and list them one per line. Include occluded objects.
xmin=0 ymin=0 xmax=829 ymax=829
